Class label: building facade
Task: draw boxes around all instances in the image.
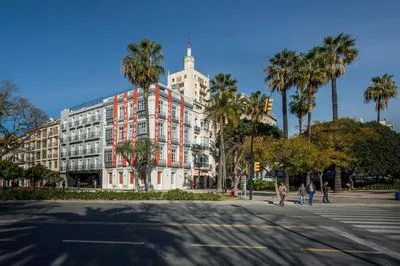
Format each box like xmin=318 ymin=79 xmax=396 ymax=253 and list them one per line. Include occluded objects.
xmin=60 ymin=101 xmax=104 ymax=187
xmin=167 ymin=43 xmax=217 ymax=188
xmin=102 ymin=84 xmax=193 ymax=190
xmin=1 ymin=119 xmax=60 ymax=187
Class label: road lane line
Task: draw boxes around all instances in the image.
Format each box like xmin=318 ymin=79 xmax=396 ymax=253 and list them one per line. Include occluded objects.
xmin=354 ymin=225 xmax=400 ymax=229
xmin=341 ymin=221 xmax=400 ymax=225
xmin=62 ymin=240 xmax=145 ymax=245
xmin=191 ymin=244 xmax=267 ymax=249
xmin=0 ymin=238 xmax=16 ymax=242
xmin=303 ymin=248 xmax=380 ymax=254
xmin=322 ymin=226 xmax=400 ymax=261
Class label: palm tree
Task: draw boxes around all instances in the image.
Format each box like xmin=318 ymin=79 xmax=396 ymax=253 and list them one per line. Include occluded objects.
xmin=246 ymin=90 xmax=271 ymax=197
xmin=364 ymin=73 xmax=398 ymax=122
xmin=320 ymin=33 xmax=358 ymax=121
xmin=122 ymin=39 xmax=164 ymax=192
xmin=206 ymin=73 xmax=240 ymax=192
xmin=296 ymin=48 xmax=327 ymax=141
xmin=265 ymin=49 xmax=298 ymax=139
xmin=117 ymin=139 xmax=157 ymax=191
xmin=289 ymin=90 xmax=308 ymax=135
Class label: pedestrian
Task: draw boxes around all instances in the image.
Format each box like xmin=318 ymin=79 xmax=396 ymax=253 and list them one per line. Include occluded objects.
xmin=298 ymin=183 xmax=306 ymax=205
xmin=323 ymin=181 xmax=330 ymax=203
xmin=62 ymin=180 xmax=65 ymax=190
xmin=94 ymin=179 xmax=97 ymax=189
xmin=308 ymin=181 xmax=316 ymax=206
xmin=279 ymin=182 xmax=287 ymax=207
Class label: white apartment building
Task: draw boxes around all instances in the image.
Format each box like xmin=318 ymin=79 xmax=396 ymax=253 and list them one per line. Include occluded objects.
xmin=102 ymin=84 xmax=193 ymax=190
xmin=167 ymin=43 xmax=217 ymax=188
xmin=60 ymin=101 xmax=103 ymax=187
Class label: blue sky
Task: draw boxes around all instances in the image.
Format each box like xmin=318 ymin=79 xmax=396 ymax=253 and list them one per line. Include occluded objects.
xmin=1 ymin=0 xmax=399 ymax=134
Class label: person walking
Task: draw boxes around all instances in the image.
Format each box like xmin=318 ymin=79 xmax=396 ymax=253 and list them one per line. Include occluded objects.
xmin=62 ymin=180 xmax=65 ymax=190
xmin=308 ymin=181 xmax=316 ymax=206
xmin=279 ymin=182 xmax=287 ymax=207
xmin=323 ymin=181 xmax=330 ymax=203
xmin=298 ymin=183 xmax=306 ymax=205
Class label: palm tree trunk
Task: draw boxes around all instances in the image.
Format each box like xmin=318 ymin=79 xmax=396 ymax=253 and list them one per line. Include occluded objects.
xmin=298 ymin=118 xmax=302 ymax=135
xmin=282 ymin=90 xmax=288 ymax=139
xmin=331 ymin=76 xmax=338 ymax=121
xmin=307 ymin=92 xmax=313 ymax=142
xmin=144 ymin=88 xmax=151 ymax=192
xmin=377 ymin=96 xmax=381 ymax=122
xmin=217 ymin=120 xmax=223 ymax=193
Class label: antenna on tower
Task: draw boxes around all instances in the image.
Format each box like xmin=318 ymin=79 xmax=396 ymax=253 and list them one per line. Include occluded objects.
xmin=188 ymin=34 xmax=191 ymax=49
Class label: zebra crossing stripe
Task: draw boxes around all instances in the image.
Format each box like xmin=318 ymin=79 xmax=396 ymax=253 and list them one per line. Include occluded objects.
xmin=341 ymin=221 xmax=399 ymax=225
xmin=354 ymin=225 xmax=400 ymax=229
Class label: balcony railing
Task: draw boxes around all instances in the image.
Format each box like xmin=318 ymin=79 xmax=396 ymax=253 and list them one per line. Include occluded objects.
xmin=184 ymin=163 xmax=191 ymax=169
xmin=61 ymin=152 xmax=67 ymax=158
xmin=158 ymin=135 xmax=166 ymax=142
xmin=192 ymin=144 xmax=208 ymax=151
xmin=194 ymin=163 xmax=210 ymax=169
xmin=184 ymin=119 xmax=191 ymax=126
xmin=86 ymin=132 xmax=101 ymax=139
xmin=172 ymin=116 xmax=179 ymax=123
xmin=194 ymin=126 xmax=200 ymax=132
xmin=67 ymin=164 xmax=101 ymax=171
xmin=83 ymin=148 xmax=101 ymax=155
xmin=172 ymin=138 xmax=179 ymax=145
xmin=92 ymin=115 xmax=101 ymax=122
xmin=159 ymin=111 xmax=166 ymax=119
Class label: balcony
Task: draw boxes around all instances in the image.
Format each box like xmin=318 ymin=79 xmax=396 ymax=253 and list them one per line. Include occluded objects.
xmin=68 ymin=150 xmax=82 ymax=157
xmin=194 ymin=163 xmax=210 ymax=169
xmin=157 ymin=160 xmax=166 ymax=166
xmin=92 ymin=115 xmax=101 ymax=123
xmin=86 ymin=132 xmax=101 ymax=139
xmin=192 ymin=144 xmax=208 ymax=151
xmin=158 ymin=135 xmax=166 ymax=142
xmin=84 ymin=148 xmax=101 ymax=155
xmin=61 ymin=124 xmax=66 ymax=131
xmin=171 ymin=161 xmax=180 ymax=168
xmin=172 ymin=116 xmax=179 ymax=123
xmin=60 ymin=166 xmax=66 ymax=172
xmin=184 ymin=163 xmax=191 ymax=169
xmin=201 ymin=126 xmax=209 ymax=132
xmin=82 ymin=118 xmax=88 ymax=124
xmin=184 ymin=119 xmax=191 ymax=126
xmin=184 ymin=142 xmax=191 ymax=147
xmin=138 ymin=110 xmax=146 ymax=117
xmin=69 ymin=135 xmax=82 ymax=143
xmin=172 ymin=138 xmax=179 ymax=145
xmin=159 ymin=111 xmax=166 ymax=119
xmin=68 ymin=164 xmax=101 ymax=171
xmin=53 ymin=153 xmax=58 ymax=158
xmin=194 ymin=126 xmax=200 ymax=133
xmin=61 ymin=152 xmax=67 ymax=158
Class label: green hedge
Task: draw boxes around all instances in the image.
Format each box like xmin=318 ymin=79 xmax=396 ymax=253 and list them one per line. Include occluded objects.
xmin=248 ymin=179 xmax=275 ymax=191
xmin=356 ymin=183 xmax=400 ymax=190
xmin=0 ymin=188 xmax=227 ymax=201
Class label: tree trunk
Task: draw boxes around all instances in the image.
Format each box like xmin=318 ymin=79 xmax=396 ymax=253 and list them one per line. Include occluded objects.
xmin=298 ymin=118 xmax=302 ymax=135
xmin=282 ymin=90 xmax=288 ymax=139
xmin=377 ymin=107 xmax=381 ymax=123
xmin=220 ymin=124 xmax=227 ymax=192
xmin=285 ymin=173 xmax=289 ymax=192
xmin=331 ymin=76 xmax=338 ymax=121
xmin=144 ymin=88 xmax=151 ymax=192
xmin=217 ymin=125 xmax=223 ymax=193
xmin=307 ymin=91 xmax=313 ymax=142
xmin=334 ymin=165 xmax=341 ymax=192
xmin=135 ymin=171 xmax=139 ymax=192
xmin=306 ymin=172 xmax=311 ymax=186
xmin=319 ymin=172 xmax=323 ymax=193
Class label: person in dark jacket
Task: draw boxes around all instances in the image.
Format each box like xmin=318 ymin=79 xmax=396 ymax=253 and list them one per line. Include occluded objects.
xmin=308 ymin=181 xmax=316 ymax=206
xmin=323 ymin=181 xmax=330 ymax=203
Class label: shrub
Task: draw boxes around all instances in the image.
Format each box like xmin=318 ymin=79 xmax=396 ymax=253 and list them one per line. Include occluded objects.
xmin=357 ymin=183 xmax=400 ymax=190
xmin=248 ymin=179 xmax=275 ymax=191
xmin=0 ymin=188 xmax=227 ymax=201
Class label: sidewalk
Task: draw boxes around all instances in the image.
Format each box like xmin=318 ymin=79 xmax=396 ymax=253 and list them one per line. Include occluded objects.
xmin=240 ymin=190 xmax=400 ymax=206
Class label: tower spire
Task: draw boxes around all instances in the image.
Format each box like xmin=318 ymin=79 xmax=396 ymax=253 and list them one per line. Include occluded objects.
xmin=187 ymin=36 xmax=192 ymax=56
xmin=184 ymin=37 xmax=194 ymax=69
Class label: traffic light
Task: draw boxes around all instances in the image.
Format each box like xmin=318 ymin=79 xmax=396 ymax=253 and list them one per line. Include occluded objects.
xmin=264 ymin=97 xmax=273 ymax=112
xmin=254 ymin=162 xmax=260 ymax=172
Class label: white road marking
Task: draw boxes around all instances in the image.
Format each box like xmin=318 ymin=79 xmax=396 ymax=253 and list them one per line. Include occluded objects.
xmin=50 ymin=253 xmax=69 ymax=266
xmin=341 ymin=221 xmax=399 ymax=225
xmin=62 ymin=239 xmax=145 ymax=245
xmin=354 ymin=225 xmax=400 ymax=229
xmin=323 ymin=226 xmax=400 ymax=261
xmin=388 ymin=235 xmax=400 ymax=240
xmin=0 ymin=238 xmax=16 ymax=242
xmin=365 ymin=229 xmax=400 ymax=233
xmin=0 ymin=226 xmax=36 ymax=233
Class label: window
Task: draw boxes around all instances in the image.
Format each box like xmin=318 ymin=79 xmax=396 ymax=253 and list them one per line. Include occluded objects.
xmin=104 ymin=150 xmax=112 ymax=166
xmin=159 ymin=123 xmax=164 ymax=137
xmin=172 ymin=126 xmax=177 ymax=138
xmin=184 ymin=129 xmax=189 ymax=143
xmin=138 ymin=121 xmax=146 ymax=135
xmin=128 ymin=124 xmax=132 ymax=140
xmin=159 ymin=100 xmax=163 ymax=113
xmin=172 ymin=78 xmax=175 ymax=82
xmin=106 ymin=108 xmax=113 ymax=120
xmin=138 ymin=98 xmax=145 ymax=111
xmin=129 ymin=103 xmax=133 ymax=117
xmin=119 ymin=105 xmax=123 ymax=120
xmin=184 ymin=150 xmax=189 ymax=164
xmin=159 ymin=145 xmax=164 ymax=161
xmin=172 ymin=106 xmax=177 ymax=118
xmin=184 ymin=75 xmax=187 ymax=79
xmin=105 ymin=128 xmax=112 ymax=145
xmin=172 ymin=148 xmax=177 ymax=162
xmin=118 ymin=126 xmax=123 ymax=141
xmin=171 ymin=172 xmax=175 ymax=186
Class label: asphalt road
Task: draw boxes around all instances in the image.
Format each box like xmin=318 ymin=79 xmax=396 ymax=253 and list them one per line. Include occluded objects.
xmin=0 ymin=201 xmax=399 ymax=266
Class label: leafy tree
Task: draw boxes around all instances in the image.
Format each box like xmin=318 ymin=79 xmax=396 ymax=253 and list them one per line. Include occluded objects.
xmin=354 ymin=122 xmax=400 ymax=180
xmin=320 ymin=33 xmax=358 ymax=121
xmin=265 ymin=49 xmax=298 ymax=139
xmin=25 ymin=163 xmax=59 ymax=188
xmin=289 ymin=89 xmax=309 ymax=135
xmin=0 ymin=160 xmax=24 ymax=187
xmin=0 ymin=80 xmax=48 ymax=157
xmin=117 ymin=139 xmax=158 ymax=191
xmin=206 ymin=73 xmax=241 ymax=192
xmin=364 ymin=73 xmax=398 ymax=122
xmin=310 ymin=119 xmax=378 ymax=192
xmin=122 ymin=39 xmax=164 ymax=192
